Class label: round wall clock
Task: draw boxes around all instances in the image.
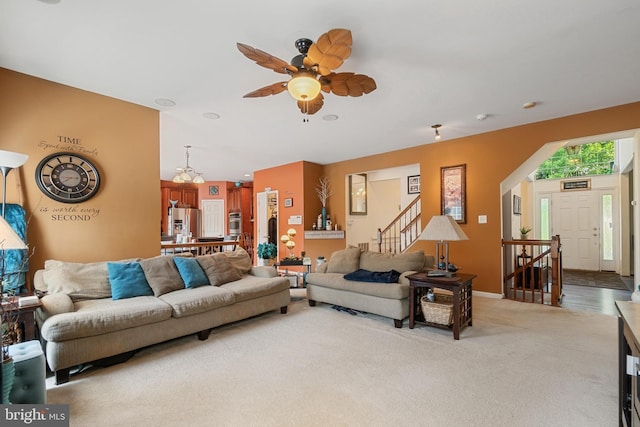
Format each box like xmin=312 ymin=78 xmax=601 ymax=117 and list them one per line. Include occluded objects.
xmin=35 ymin=152 xmax=101 ymax=203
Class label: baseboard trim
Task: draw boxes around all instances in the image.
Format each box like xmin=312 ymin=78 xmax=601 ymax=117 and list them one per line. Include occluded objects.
xmin=474 ymin=290 xmax=503 ymax=299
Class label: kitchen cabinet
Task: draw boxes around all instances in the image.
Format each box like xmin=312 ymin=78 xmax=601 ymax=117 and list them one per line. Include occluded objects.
xmin=617 ymin=301 xmax=640 ymax=427
xmin=160 ymin=181 xmax=199 ymax=233
xmin=226 ymin=184 xmax=253 ymax=239
xmin=228 ymin=187 xmax=242 ymax=212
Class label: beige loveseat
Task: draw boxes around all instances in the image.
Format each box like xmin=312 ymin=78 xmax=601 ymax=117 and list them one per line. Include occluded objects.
xmin=305 ymin=248 xmax=434 ymax=327
xmin=34 ymin=248 xmax=290 ymax=384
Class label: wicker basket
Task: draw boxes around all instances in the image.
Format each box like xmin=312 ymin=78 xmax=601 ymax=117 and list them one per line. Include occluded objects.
xmin=420 ymin=293 xmax=454 ymax=326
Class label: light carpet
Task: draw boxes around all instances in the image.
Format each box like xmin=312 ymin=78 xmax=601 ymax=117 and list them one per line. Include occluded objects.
xmin=46 ymin=291 xmax=619 ymax=427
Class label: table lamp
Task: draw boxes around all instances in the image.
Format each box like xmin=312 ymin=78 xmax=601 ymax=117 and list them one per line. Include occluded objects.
xmin=419 ymin=215 xmax=469 ymax=277
xmin=280 ymin=228 xmax=297 ymax=259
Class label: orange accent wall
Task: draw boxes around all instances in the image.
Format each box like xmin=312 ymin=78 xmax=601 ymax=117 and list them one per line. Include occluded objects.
xmin=254 ymin=161 xmax=313 ymax=262
xmin=321 ymin=102 xmax=640 ymax=293
xmin=0 ymin=68 xmax=160 ymax=282
xmin=3 ymin=67 xmax=639 ymax=295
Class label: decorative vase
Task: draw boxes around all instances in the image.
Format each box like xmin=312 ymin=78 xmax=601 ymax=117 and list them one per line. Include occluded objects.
xmin=2 ymin=359 xmax=15 ymax=404
xmin=321 ymin=207 xmax=327 ymax=230
xmin=521 ymin=234 xmax=528 ymax=240
xmin=632 ymin=285 xmax=640 ymax=303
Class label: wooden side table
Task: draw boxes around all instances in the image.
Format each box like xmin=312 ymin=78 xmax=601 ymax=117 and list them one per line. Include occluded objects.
xmin=1 ymin=296 xmax=42 ymax=342
xmin=407 ymin=272 xmax=476 ymax=340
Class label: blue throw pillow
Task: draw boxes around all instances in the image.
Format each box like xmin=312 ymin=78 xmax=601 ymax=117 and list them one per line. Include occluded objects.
xmin=107 ymin=262 xmax=154 ymax=300
xmin=174 ymin=257 xmax=210 ymax=288
xmin=344 ymin=269 xmax=401 ymax=283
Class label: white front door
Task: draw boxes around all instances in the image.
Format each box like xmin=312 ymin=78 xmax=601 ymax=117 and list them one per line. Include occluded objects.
xmin=201 ymin=199 xmax=225 ymax=237
xmin=552 ymin=191 xmax=599 ymax=270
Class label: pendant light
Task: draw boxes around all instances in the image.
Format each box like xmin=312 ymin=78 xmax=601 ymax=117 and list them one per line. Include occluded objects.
xmin=431 ymin=124 xmax=442 ymax=141
xmin=172 ymin=145 xmax=205 ymax=184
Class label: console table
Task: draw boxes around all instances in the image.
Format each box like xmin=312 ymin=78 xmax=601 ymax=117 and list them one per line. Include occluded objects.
xmin=407 ymin=272 xmax=476 ymax=340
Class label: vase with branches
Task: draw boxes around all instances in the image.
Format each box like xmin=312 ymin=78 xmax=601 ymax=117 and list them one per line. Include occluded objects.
xmin=316 ymin=177 xmax=333 ymax=229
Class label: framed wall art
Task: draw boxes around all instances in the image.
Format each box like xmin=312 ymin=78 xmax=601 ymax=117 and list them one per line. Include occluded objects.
xmin=408 ymin=175 xmax=420 ymax=194
xmin=440 ymin=164 xmax=466 ymax=223
xmin=284 ymin=198 xmax=293 ymax=208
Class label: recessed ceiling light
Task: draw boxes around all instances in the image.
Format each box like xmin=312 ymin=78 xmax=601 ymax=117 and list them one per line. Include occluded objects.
xmin=203 ymin=112 xmax=221 ymax=120
xmin=243 ymin=173 xmax=251 ymax=178
xmin=322 ymin=114 xmax=339 ymax=121
xmin=476 ymin=113 xmax=488 ymax=121
xmin=37 ymin=0 xmax=61 ymax=4
xmin=155 ymin=98 xmax=176 ymax=107
xmin=522 ymin=101 xmax=537 ymax=109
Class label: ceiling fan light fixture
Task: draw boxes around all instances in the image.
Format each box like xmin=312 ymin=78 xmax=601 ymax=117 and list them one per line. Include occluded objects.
xmin=287 ymin=72 xmax=321 ymax=101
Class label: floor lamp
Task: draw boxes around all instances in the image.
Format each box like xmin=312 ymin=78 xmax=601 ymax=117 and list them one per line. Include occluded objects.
xmin=419 ymin=215 xmax=469 ymax=277
xmin=0 ymin=150 xmax=29 ymax=218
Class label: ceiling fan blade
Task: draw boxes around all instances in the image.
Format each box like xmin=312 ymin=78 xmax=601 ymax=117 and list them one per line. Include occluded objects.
xmin=236 ymin=43 xmax=298 ymax=75
xmin=297 ymin=93 xmax=324 ymax=115
xmin=243 ymin=82 xmax=288 ymax=98
xmin=305 ymin=28 xmax=352 ymax=76
xmin=321 ymin=72 xmax=377 ymax=97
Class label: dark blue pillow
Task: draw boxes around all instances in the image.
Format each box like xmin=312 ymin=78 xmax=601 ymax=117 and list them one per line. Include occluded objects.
xmin=344 ymin=269 xmax=401 ymax=283
xmin=174 ymin=257 xmax=209 ymax=288
xmin=107 ymin=262 xmax=154 ymax=300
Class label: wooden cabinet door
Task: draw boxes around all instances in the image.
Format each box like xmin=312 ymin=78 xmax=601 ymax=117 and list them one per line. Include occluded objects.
xmin=182 ymin=188 xmax=198 ymax=208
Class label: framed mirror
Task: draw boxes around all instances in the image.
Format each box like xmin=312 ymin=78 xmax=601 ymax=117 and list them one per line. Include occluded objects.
xmin=349 ymin=173 xmax=367 ymax=215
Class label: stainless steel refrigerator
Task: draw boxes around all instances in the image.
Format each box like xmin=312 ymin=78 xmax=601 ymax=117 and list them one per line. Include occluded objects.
xmin=167 ymin=208 xmax=201 ymax=240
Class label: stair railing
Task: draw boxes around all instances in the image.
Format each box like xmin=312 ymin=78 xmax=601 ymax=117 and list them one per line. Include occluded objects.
xmin=502 ymin=235 xmax=563 ymax=306
xmin=376 ymin=196 xmax=421 ymax=253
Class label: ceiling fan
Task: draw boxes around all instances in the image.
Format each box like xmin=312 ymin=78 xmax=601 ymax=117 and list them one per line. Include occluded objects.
xmin=237 ymin=28 xmax=376 ymax=120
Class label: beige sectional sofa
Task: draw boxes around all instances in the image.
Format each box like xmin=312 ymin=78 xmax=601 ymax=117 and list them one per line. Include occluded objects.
xmin=34 ymin=248 xmax=290 ymax=384
xmin=305 ymin=247 xmax=434 ymax=327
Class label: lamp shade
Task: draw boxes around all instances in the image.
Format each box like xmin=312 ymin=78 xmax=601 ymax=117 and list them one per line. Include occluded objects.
xmin=287 ymin=72 xmax=321 ymax=101
xmin=419 ymin=215 xmax=469 ymax=241
xmin=0 ymin=216 xmax=27 ymax=250
xmin=0 ymin=150 xmax=28 ymax=169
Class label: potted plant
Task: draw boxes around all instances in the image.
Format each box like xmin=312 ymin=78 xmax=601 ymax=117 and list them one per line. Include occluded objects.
xmin=256 ymin=242 xmax=277 ymax=266
xmin=520 ymin=226 xmax=532 ymax=239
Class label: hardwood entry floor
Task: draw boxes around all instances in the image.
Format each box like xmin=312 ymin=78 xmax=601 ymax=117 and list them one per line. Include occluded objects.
xmin=560 ymin=271 xmax=633 ymax=316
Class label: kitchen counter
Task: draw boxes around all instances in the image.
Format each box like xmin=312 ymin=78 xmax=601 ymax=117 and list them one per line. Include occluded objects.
xmin=616 ymin=300 xmax=640 ymax=427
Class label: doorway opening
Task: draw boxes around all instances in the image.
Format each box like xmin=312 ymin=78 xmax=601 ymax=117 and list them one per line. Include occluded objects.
xmin=502 ymin=131 xmax=637 ymax=299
